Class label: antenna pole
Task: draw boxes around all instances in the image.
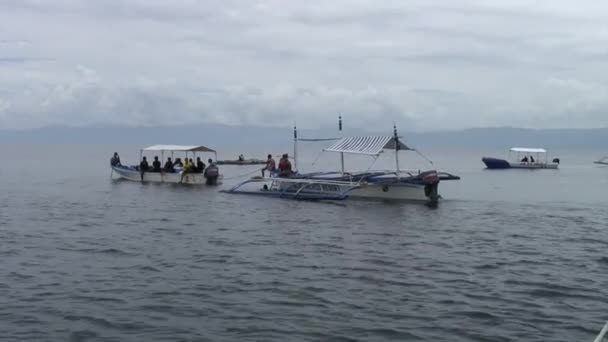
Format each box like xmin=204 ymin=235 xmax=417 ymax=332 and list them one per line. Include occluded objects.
xmin=394 ymin=124 xmax=401 ymax=178
xmin=339 ymin=115 xmax=345 ymax=175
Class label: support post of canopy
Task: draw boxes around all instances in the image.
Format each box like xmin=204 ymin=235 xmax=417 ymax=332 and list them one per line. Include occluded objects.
xmin=393 ymin=124 xmax=401 ymax=178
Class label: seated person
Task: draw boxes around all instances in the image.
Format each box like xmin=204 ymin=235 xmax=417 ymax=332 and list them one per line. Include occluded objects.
xmin=262 ymin=154 xmax=276 ymax=177
xmin=196 ymin=157 xmax=206 ymax=173
xmin=278 ymin=153 xmax=292 ymax=177
xmin=110 ymin=152 xmax=121 ymax=167
xmin=152 ymin=156 xmax=162 ymax=172
xmin=164 ymin=157 xmax=174 ymax=172
xmin=238 ymin=154 xmax=245 ymax=161
xmin=530 ymin=156 xmax=535 ymax=163
xmin=183 ymin=158 xmax=193 ymax=173
xmin=173 ymin=158 xmax=183 ymax=167
xmin=521 ymin=156 xmax=528 ymax=163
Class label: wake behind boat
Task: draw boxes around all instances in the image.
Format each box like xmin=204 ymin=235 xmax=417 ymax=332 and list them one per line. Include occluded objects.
xmin=111 ymin=145 xmax=221 ymax=185
xmin=225 ymin=123 xmax=460 ymax=203
xmin=483 ymin=147 xmax=560 ymax=169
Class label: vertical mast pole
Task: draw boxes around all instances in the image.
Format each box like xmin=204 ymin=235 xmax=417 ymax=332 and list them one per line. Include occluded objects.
xmin=339 ymin=115 xmax=345 ymax=175
xmin=394 ymin=124 xmax=401 ymax=178
xmin=293 ymin=124 xmax=298 ymax=172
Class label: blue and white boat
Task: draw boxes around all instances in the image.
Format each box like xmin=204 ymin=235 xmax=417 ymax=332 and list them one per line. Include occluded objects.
xmin=482 ymin=147 xmax=559 ymax=169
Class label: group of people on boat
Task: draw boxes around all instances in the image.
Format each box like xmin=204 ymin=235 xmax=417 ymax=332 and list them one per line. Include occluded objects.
xmin=520 ymin=155 xmax=536 ymax=163
xmin=139 ymin=156 xmax=211 ymax=174
xmin=111 ymin=152 xmax=218 ymax=177
xmin=261 ymin=153 xmax=293 ymax=178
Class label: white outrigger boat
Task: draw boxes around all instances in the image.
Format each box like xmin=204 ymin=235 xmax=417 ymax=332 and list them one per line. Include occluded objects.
xmin=111 ymin=145 xmax=221 ymax=185
xmin=482 ymin=147 xmax=560 ymax=169
xmin=594 ymin=156 xmax=608 ymax=165
xmin=225 ymin=123 xmax=460 ymax=203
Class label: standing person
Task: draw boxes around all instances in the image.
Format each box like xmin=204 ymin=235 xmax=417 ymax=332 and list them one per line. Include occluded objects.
xmin=110 ymin=152 xmax=121 ymax=167
xmin=278 ymin=153 xmax=292 ymax=178
xmin=139 ymin=156 xmax=150 ymax=181
xmin=152 ymin=156 xmax=161 ymax=172
xmin=204 ymin=158 xmax=219 ymax=185
xmin=261 ymin=154 xmax=276 ymax=177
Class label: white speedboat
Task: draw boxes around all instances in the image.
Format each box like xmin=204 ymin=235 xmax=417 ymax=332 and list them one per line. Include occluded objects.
xmin=225 ymin=124 xmax=460 ymax=203
xmin=482 ymin=147 xmax=560 ymax=169
xmin=111 ymin=145 xmax=221 ymax=185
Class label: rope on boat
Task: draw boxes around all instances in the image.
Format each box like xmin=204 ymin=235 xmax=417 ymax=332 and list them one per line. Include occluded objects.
xmin=414 ymin=149 xmax=434 ymax=166
xmin=594 ymin=321 xmax=608 ymax=342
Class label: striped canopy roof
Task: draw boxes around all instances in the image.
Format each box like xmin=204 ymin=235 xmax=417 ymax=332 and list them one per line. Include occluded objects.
xmin=324 ymin=136 xmax=411 ymax=156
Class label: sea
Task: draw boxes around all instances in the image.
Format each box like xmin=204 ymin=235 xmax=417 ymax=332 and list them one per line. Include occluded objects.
xmin=0 ymin=144 xmax=607 ymax=342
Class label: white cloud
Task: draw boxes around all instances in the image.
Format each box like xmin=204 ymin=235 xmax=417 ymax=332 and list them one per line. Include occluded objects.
xmin=1 ymin=0 xmax=608 ymax=130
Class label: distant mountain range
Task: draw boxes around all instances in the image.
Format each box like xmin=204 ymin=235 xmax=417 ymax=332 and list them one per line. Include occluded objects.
xmin=0 ymin=125 xmax=606 ymax=149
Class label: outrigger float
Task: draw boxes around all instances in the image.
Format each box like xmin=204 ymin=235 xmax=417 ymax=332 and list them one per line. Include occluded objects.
xmin=111 ymin=145 xmax=221 ymax=185
xmin=224 ymin=120 xmax=460 ymax=203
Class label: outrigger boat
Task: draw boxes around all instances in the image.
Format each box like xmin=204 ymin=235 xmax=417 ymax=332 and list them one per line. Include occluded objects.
xmin=225 ymin=122 xmax=460 ymax=203
xmin=594 ymin=156 xmax=608 ymax=165
xmin=482 ymin=147 xmax=560 ymax=169
xmin=111 ymin=145 xmax=221 ymax=184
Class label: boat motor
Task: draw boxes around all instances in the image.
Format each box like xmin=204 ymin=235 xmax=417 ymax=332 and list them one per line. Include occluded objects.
xmin=552 ymin=158 xmax=560 ymax=164
xmin=205 ymin=165 xmax=220 ymax=185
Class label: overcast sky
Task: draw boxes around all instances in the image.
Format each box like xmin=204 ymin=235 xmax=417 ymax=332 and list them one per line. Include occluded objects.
xmin=1 ymin=0 xmax=608 ymax=131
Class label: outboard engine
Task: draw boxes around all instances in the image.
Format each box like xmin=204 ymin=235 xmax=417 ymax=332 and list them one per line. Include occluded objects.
xmin=552 ymin=158 xmax=560 ymax=164
xmin=204 ymin=165 xmax=219 ymax=185
xmin=420 ymin=170 xmax=440 ymax=203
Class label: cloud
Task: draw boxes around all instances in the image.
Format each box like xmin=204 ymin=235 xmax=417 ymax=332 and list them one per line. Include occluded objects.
xmin=0 ymin=0 xmax=608 ymax=130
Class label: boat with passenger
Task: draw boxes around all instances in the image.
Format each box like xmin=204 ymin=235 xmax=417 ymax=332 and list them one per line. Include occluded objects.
xmin=225 ymin=122 xmax=460 ymax=203
xmin=111 ymin=145 xmax=221 ymax=185
xmin=482 ymin=147 xmax=560 ymax=169
xmin=216 ymin=155 xmax=266 ymax=165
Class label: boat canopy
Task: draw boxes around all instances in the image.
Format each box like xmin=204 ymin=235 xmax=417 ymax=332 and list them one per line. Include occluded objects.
xmin=143 ymin=145 xmax=216 ymax=153
xmin=324 ymin=136 xmax=411 ymax=156
xmin=510 ymin=147 xmax=547 ymax=153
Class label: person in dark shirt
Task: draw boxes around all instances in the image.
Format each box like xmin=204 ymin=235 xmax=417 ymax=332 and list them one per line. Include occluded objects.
xmin=196 ymin=157 xmax=205 ymax=173
xmin=110 ymin=152 xmax=121 ymax=167
xmin=204 ymin=158 xmax=219 ymax=185
xmin=152 ymin=156 xmax=161 ymax=172
xmin=173 ymin=158 xmax=183 ymax=167
xmin=139 ymin=156 xmax=150 ymax=181
xmin=164 ymin=157 xmax=174 ymax=172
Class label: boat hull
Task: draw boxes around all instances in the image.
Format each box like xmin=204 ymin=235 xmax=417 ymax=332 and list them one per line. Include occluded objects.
xmin=348 ymin=182 xmax=430 ymax=201
xmin=295 ymin=170 xmax=450 ymax=202
xmin=482 ymin=157 xmax=558 ymax=169
xmin=111 ymin=166 xmax=220 ymax=185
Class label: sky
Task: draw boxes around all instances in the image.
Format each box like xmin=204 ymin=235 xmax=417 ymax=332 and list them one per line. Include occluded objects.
xmin=1 ymin=0 xmax=608 ymax=131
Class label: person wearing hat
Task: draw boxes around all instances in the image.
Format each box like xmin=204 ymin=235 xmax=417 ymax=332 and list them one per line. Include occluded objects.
xmin=278 ymin=153 xmax=292 ymax=178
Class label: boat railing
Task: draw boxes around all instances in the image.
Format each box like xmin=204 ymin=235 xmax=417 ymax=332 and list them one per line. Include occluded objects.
xmin=224 ymin=177 xmax=361 ymax=200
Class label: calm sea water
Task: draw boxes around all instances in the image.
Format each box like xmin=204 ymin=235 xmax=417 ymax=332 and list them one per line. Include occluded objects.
xmin=1 ymin=144 xmax=607 ymax=341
